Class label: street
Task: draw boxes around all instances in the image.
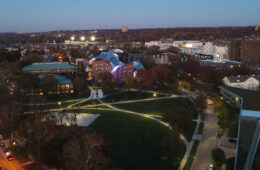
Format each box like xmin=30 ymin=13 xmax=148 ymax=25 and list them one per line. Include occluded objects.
xmin=191 ymin=104 xmax=219 ymax=170
xmin=0 ymin=147 xmax=24 ymax=170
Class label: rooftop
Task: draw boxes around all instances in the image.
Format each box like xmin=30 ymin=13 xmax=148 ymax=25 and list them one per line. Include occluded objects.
xmin=226 ymin=75 xmax=260 ymax=83
xmin=220 ymin=85 xmax=260 ymax=111
xmin=22 ymin=62 xmax=77 ymax=71
xmin=39 ymin=74 xmax=72 ymax=85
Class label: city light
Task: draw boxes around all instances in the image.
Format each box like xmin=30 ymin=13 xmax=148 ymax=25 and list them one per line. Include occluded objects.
xmin=153 ymin=93 xmax=157 ymax=97
xmin=58 ymin=101 xmax=61 ymax=106
xmin=70 ymin=36 xmax=75 ymax=41
xmin=90 ymin=36 xmax=96 ymax=41
xmin=80 ymin=36 xmax=86 ymax=41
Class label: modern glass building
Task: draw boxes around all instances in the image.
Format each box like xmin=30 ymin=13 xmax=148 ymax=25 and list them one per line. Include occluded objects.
xmin=219 ymin=85 xmax=260 ymax=170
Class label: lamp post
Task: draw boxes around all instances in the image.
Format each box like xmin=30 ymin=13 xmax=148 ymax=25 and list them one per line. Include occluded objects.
xmin=80 ymin=36 xmax=86 ymax=41
xmin=90 ymin=36 xmax=96 ymax=41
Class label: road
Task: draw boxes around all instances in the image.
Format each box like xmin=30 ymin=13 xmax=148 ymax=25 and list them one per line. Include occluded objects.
xmin=191 ymin=104 xmax=219 ymax=170
xmin=0 ymin=147 xmax=24 ymax=170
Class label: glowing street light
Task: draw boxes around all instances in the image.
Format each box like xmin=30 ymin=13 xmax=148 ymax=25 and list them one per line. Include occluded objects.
xmin=153 ymin=93 xmax=157 ymax=97
xmin=70 ymin=36 xmax=75 ymax=41
xmin=58 ymin=101 xmax=61 ymax=106
xmin=80 ymin=36 xmax=86 ymax=41
xmin=90 ymin=36 xmax=96 ymax=41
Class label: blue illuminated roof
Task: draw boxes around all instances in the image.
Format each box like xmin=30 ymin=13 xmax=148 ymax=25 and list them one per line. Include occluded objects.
xmin=133 ymin=61 xmax=144 ymax=70
xmin=96 ymin=49 xmax=144 ymax=71
xmin=22 ymin=62 xmax=77 ymax=71
xmin=96 ymin=49 xmax=123 ymax=68
xmin=39 ymin=74 xmax=72 ymax=85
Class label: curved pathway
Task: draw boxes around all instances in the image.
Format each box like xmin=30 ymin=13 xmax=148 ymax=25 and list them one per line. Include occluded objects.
xmin=24 ymin=87 xmax=201 ymax=170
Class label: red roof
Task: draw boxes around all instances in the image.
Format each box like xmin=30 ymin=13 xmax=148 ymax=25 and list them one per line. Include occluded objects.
xmin=169 ymin=55 xmax=181 ymax=61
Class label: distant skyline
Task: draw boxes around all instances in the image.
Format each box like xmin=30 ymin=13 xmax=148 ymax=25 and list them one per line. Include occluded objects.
xmin=0 ymin=0 xmax=259 ymax=33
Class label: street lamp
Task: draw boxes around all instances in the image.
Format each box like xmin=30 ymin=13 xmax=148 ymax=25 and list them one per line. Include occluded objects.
xmin=90 ymin=36 xmax=96 ymax=41
xmin=70 ymin=36 xmax=75 ymax=41
xmin=58 ymin=101 xmax=61 ymax=106
xmin=80 ymin=36 xmax=86 ymax=41
xmin=153 ymin=93 xmax=157 ymax=97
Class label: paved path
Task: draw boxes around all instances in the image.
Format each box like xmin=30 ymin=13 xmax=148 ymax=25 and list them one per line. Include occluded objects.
xmin=0 ymin=147 xmax=24 ymax=170
xmin=177 ymin=89 xmax=201 ymax=170
xmin=88 ymin=87 xmax=190 ymax=147
xmin=190 ymin=105 xmax=219 ymax=170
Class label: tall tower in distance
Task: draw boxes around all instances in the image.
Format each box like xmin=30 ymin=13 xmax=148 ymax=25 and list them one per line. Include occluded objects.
xmin=122 ymin=25 xmax=128 ymax=33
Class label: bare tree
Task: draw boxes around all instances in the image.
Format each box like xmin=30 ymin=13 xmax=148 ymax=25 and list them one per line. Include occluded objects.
xmin=57 ymin=110 xmax=66 ymax=126
xmin=66 ymin=112 xmax=77 ymax=126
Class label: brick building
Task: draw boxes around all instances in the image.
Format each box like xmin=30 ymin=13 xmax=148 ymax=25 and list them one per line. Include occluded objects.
xmin=229 ymin=38 xmax=260 ymax=67
xmin=80 ymin=49 xmax=144 ymax=83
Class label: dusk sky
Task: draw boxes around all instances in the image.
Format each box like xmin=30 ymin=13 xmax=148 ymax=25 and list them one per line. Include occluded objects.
xmin=0 ymin=0 xmax=259 ymax=32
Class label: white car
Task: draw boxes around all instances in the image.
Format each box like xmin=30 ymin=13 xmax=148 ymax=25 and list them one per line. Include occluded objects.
xmin=209 ymin=164 xmax=216 ymax=170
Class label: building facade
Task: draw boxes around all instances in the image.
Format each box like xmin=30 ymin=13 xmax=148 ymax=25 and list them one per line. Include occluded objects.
xmin=22 ymin=62 xmax=78 ymax=74
xmin=223 ymin=75 xmax=260 ymax=90
xmin=219 ymin=86 xmax=260 ymax=170
xmin=229 ymin=38 xmax=260 ymax=67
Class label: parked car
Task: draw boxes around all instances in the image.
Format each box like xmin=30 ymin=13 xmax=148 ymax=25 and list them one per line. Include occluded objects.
xmin=2 ymin=148 xmax=14 ymax=161
xmin=5 ymin=151 xmax=14 ymax=161
xmin=209 ymin=164 xmax=216 ymax=170
xmin=228 ymin=138 xmax=237 ymax=144
xmin=207 ymin=99 xmax=213 ymax=105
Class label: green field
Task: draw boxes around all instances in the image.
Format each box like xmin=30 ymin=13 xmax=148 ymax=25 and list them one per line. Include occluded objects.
xmin=88 ymin=111 xmax=186 ymax=170
xmin=112 ymin=98 xmax=196 ymax=141
xmin=183 ymin=140 xmax=200 ymax=170
xmin=113 ymin=98 xmax=187 ymax=116
xmin=102 ymin=91 xmax=167 ymax=103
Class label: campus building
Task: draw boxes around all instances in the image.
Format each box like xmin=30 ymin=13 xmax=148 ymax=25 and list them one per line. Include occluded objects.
xmin=223 ymin=75 xmax=260 ymax=90
xmin=229 ymin=38 xmax=260 ymax=68
xmin=22 ymin=62 xmax=78 ymax=74
xmin=22 ymin=62 xmax=76 ymax=95
xmin=23 ymin=74 xmax=74 ymax=96
xmin=79 ymin=49 xmax=144 ymax=83
xmin=219 ymin=85 xmax=260 ymax=170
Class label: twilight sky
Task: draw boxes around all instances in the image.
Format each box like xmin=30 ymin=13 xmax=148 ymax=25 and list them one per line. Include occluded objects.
xmin=0 ymin=0 xmax=259 ymax=32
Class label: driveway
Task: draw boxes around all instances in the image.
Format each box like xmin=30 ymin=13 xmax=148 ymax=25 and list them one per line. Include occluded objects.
xmin=191 ymin=105 xmax=219 ymax=170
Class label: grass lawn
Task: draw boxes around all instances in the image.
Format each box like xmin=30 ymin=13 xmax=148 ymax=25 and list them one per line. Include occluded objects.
xmin=198 ymin=122 xmax=204 ymax=135
xmin=46 ymin=94 xmax=89 ymax=102
xmin=182 ymin=121 xmax=197 ymax=142
xmin=102 ymin=91 xmax=167 ymax=103
xmin=112 ymin=98 xmax=187 ymax=116
xmin=72 ymin=99 xmax=99 ymax=107
xmin=183 ymin=140 xmax=200 ymax=170
xmin=23 ymin=100 xmax=79 ymax=111
xmin=112 ymin=98 xmax=196 ymax=141
xmin=88 ymin=111 xmax=186 ymax=170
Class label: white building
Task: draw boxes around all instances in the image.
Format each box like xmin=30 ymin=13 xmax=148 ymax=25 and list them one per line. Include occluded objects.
xmin=122 ymin=25 xmax=128 ymax=33
xmin=145 ymin=41 xmax=174 ymax=50
xmin=223 ymin=75 xmax=260 ymax=90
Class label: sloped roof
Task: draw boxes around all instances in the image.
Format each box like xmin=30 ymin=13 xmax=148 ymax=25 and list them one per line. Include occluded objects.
xmin=39 ymin=74 xmax=72 ymax=85
xmin=226 ymin=75 xmax=260 ymax=83
xmin=220 ymin=85 xmax=260 ymax=111
xmin=96 ymin=49 xmax=144 ymax=70
xmin=22 ymin=62 xmax=77 ymax=71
